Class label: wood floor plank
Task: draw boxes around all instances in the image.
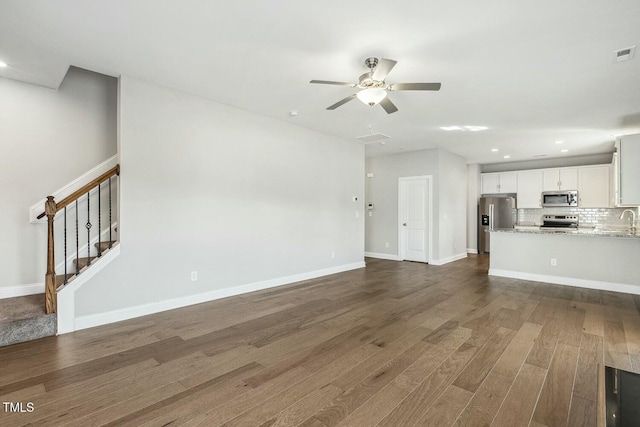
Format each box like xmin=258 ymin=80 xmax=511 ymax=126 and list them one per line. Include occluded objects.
xmin=492 ymin=321 xmax=542 ymax=378
xmin=2 ymin=256 xmax=640 ymax=426
xmin=453 ymin=370 xmax=513 ymax=427
xmin=452 ymin=327 xmax=516 ymax=393
xmin=531 ymin=343 xmax=580 ymax=427
xmin=335 ymin=383 xmax=409 ymax=427
xmin=311 ymin=338 xmax=432 ymax=426
xmin=525 ymin=318 xmax=562 ymax=369
xmin=573 ymin=333 xmax=604 ymax=402
xmin=177 ymin=366 xmax=310 ymax=427
xmin=415 ymin=384 xmax=474 ymax=427
xmin=603 ymin=319 xmax=632 ymax=370
xmin=223 ymin=342 xmax=383 ymax=427
xmin=567 ymin=395 xmax=597 ymax=427
xmin=379 ymin=342 xmax=479 ymax=426
xmin=491 ymin=363 xmax=547 ymax=427
xmin=393 ymin=327 xmax=471 ymax=392
xmin=330 ymin=327 xmax=431 ymax=391
xmin=102 ymin=362 xmax=263 ymax=427
xmin=270 ymin=384 xmax=343 ymax=427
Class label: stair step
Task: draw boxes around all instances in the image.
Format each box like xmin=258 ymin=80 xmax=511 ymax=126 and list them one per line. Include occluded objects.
xmin=94 ymin=240 xmax=117 ymax=252
xmin=74 ymin=256 xmax=97 ymax=270
xmin=0 ymin=295 xmax=56 ymax=347
xmin=56 ymin=274 xmax=75 ymax=288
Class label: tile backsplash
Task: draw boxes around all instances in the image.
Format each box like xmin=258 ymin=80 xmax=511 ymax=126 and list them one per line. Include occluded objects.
xmin=517 ymin=207 xmax=639 ymax=229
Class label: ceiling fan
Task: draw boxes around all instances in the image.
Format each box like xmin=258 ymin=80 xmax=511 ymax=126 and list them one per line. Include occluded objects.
xmin=310 ymin=57 xmax=441 ymax=114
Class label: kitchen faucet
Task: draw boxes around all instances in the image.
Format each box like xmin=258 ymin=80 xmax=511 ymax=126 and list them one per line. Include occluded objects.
xmin=619 ymin=209 xmax=637 ymax=234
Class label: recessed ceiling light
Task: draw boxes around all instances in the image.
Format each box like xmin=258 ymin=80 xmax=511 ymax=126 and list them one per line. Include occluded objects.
xmin=561 ymin=149 xmax=569 ymax=153
xmin=440 ymin=125 xmax=489 ymax=132
xmin=555 ymin=140 xmax=564 ymax=144
xmin=503 ymin=155 xmax=511 ymax=159
xmin=289 ymin=111 xmax=298 ymax=117
xmin=491 ymin=148 xmax=499 ymax=152
xmin=0 ymin=61 xmax=7 ymax=68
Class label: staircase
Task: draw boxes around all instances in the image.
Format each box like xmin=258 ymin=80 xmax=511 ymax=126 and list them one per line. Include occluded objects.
xmin=0 ymin=165 xmax=120 ymax=347
xmin=0 ymin=295 xmax=56 ymax=347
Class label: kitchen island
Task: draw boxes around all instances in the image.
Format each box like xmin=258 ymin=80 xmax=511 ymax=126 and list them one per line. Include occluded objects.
xmin=488 ymin=228 xmax=640 ymax=295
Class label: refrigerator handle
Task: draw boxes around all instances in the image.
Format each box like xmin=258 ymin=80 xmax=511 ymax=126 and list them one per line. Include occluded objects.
xmin=489 ymin=204 xmax=494 ymax=230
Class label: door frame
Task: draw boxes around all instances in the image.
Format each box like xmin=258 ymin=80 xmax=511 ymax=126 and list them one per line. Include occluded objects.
xmin=398 ymin=175 xmax=433 ymax=263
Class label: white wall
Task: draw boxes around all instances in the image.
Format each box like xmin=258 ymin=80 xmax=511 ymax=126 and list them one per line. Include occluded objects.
xmin=74 ymin=76 xmax=365 ymax=317
xmin=0 ymin=67 xmax=117 ymax=290
xmin=364 ymin=148 xmax=467 ymax=263
xmin=467 ymin=164 xmax=480 ymax=253
xmin=438 ymin=150 xmax=467 ymax=260
xmin=365 ymin=150 xmax=439 ymax=258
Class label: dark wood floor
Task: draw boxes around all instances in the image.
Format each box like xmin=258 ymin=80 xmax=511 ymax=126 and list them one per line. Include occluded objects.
xmin=1 ymin=255 xmax=639 ymax=426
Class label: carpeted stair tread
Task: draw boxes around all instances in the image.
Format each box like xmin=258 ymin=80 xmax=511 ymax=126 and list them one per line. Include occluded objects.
xmin=0 ymin=315 xmax=56 ymax=347
xmin=0 ymin=295 xmax=56 ymax=347
xmin=0 ymin=295 xmax=45 ymax=323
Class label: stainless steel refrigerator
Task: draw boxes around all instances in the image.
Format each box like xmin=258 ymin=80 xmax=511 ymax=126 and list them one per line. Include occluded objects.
xmin=478 ymin=195 xmax=516 ymax=254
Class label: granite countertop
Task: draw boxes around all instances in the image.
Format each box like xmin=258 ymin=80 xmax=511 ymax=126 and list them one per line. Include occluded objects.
xmin=490 ymin=226 xmax=640 ymax=239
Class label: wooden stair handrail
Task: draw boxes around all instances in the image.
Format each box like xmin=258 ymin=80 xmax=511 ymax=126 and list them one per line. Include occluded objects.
xmin=37 ymin=165 xmax=120 ymax=219
xmin=43 ymin=163 xmax=120 ymax=314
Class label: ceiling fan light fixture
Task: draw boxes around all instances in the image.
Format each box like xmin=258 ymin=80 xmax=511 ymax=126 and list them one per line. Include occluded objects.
xmin=357 ymin=88 xmax=387 ymax=106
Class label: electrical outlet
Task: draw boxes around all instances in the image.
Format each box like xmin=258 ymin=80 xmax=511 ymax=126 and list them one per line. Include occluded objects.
xmin=331 ymin=251 xmax=336 ymax=259
xmin=385 ymin=242 xmax=389 ymax=248
xmin=550 ymin=258 xmax=557 ymax=267
xmin=355 ymin=211 xmax=360 ymax=218
xmin=368 ymin=211 xmax=372 ymax=217
xmin=191 ymin=271 xmax=198 ymax=281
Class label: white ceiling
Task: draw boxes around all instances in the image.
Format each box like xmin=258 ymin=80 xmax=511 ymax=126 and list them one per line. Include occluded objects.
xmin=2 ymin=0 xmax=639 ymax=164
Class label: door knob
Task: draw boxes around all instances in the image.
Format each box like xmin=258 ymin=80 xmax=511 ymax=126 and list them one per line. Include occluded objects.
xmin=403 ymin=223 xmax=407 ymax=226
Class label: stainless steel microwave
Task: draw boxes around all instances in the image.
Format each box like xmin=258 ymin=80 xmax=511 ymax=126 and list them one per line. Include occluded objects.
xmin=541 ymin=190 xmax=578 ymax=207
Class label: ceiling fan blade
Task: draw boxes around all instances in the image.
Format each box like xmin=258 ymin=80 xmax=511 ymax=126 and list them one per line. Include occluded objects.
xmin=379 ymin=97 xmax=398 ymax=114
xmin=371 ymin=58 xmax=398 ymax=81
xmin=327 ymin=94 xmax=357 ymax=110
xmin=310 ymin=80 xmax=356 ymax=87
xmin=388 ymin=82 xmax=442 ymax=91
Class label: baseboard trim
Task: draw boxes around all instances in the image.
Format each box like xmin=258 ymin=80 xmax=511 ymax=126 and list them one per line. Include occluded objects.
xmin=430 ymin=253 xmax=468 ymax=266
xmin=466 ymin=248 xmax=478 ymax=254
xmin=364 ymin=252 xmax=402 ymax=261
xmin=488 ymin=268 xmax=640 ymax=296
xmin=72 ymin=261 xmax=366 ymax=332
xmin=0 ymin=283 xmax=45 ymax=299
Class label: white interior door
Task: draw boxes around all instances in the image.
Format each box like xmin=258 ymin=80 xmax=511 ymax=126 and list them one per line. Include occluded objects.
xmin=399 ymin=177 xmax=430 ymax=262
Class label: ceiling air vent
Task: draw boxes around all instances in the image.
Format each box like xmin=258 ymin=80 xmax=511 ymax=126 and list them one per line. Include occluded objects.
xmin=613 ymin=46 xmax=636 ymax=63
xmin=356 ymin=133 xmax=390 ymax=144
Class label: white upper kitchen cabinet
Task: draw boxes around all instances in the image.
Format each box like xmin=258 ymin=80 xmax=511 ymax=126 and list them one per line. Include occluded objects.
xmin=617 ymin=134 xmax=640 ymax=206
xmin=516 ymin=170 xmax=543 ymax=208
xmin=542 ymin=168 xmax=578 ymax=191
xmin=578 ymin=165 xmax=610 ymax=208
xmin=481 ymin=172 xmax=517 ymax=194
